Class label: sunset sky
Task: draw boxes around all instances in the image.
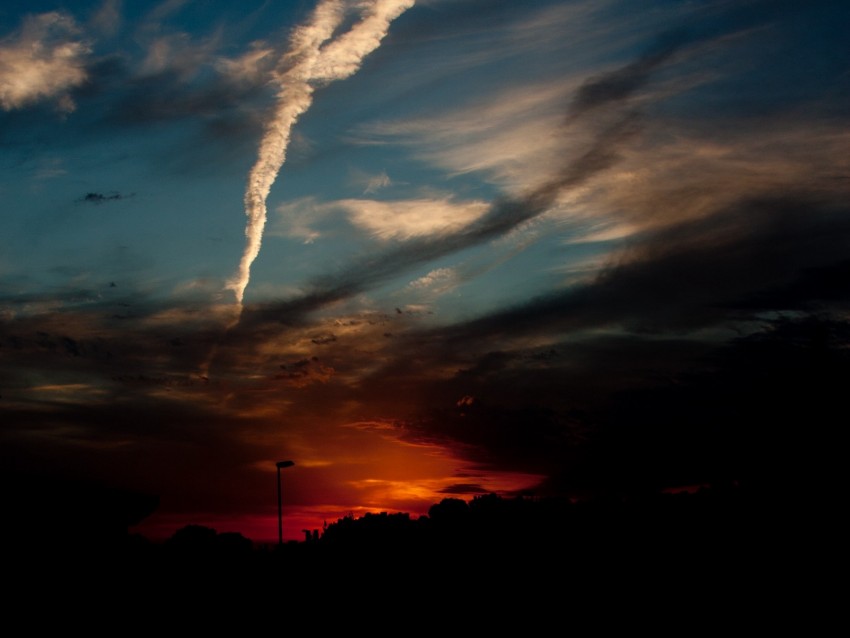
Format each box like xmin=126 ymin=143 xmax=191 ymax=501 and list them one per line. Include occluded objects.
xmin=2 ymin=0 xmax=848 ymax=542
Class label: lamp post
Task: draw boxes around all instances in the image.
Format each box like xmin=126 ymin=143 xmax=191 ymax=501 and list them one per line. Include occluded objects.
xmin=276 ymin=460 xmax=294 ymax=545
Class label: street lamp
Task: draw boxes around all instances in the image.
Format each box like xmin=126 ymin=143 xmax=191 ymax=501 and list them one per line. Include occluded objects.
xmin=276 ymin=460 xmax=295 ymax=545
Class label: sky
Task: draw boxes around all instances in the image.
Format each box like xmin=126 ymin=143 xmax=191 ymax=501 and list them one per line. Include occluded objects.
xmin=1 ymin=0 xmax=848 ymax=543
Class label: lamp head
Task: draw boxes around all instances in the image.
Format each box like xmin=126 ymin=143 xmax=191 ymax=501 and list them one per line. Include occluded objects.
xmin=276 ymin=460 xmax=295 ymax=469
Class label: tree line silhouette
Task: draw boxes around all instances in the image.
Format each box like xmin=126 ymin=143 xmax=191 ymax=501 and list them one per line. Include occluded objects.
xmin=1 ymin=477 xmax=812 ymax=617
xmin=3 ymin=482 xmax=773 ymax=576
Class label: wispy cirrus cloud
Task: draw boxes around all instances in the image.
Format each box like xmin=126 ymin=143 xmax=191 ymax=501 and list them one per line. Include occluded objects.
xmin=572 ymin=118 xmax=850 ymax=239
xmin=271 ymin=197 xmax=329 ymax=244
xmin=215 ymin=45 xmax=275 ymax=85
xmin=138 ymin=31 xmax=221 ymax=79
xmin=0 ymin=12 xmax=90 ymax=112
xmin=338 ymin=197 xmax=489 ymax=241
xmin=407 ymin=268 xmax=458 ymax=294
xmin=271 ymin=195 xmax=489 ymax=244
xmin=144 ymin=0 xmax=191 ymax=26
xmin=355 ymin=80 xmax=572 ymax=190
xmin=90 ymin=0 xmax=122 ymax=38
xmin=362 ymin=170 xmax=391 ymax=195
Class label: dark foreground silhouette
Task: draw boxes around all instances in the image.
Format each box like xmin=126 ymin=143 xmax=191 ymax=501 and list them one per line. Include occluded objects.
xmin=1 ymin=483 xmax=812 ymax=597
xmin=4 ymin=485 xmax=833 ymax=634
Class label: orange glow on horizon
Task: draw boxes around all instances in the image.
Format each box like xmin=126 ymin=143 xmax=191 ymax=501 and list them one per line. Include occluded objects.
xmin=133 ymin=418 xmax=544 ymax=543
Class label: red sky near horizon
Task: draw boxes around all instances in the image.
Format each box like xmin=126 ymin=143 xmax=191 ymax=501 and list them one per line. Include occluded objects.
xmin=133 ymin=419 xmax=544 ymax=543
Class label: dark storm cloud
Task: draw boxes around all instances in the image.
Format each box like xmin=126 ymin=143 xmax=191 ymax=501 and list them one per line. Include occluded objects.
xmin=560 ymin=315 xmax=850 ymax=493
xmin=307 ymin=191 xmax=850 ymax=487
xmin=0 ymin=288 xmax=227 ymax=388
xmin=392 ymin=313 xmax=850 ymax=494
xmin=731 ymin=259 xmax=850 ymax=311
xmin=275 ymin=356 xmax=334 ymax=387
xmin=377 ymin=199 xmax=846 ymax=492
xmin=0 ymin=390 xmax=277 ymax=513
xmin=0 ymin=287 xmax=103 ymax=308
xmin=0 ymin=298 xmax=279 ymax=512
xmin=425 ymin=194 xmax=850 ymax=345
xmin=401 ymin=400 xmax=579 ymax=476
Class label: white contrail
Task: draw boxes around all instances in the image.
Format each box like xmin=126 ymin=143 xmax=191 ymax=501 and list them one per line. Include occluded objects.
xmin=226 ymin=0 xmax=415 ymax=311
xmin=226 ymin=0 xmax=344 ymax=307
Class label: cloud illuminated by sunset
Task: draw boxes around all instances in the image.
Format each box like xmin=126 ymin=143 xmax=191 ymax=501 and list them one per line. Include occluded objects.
xmin=2 ymin=0 xmax=848 ymax=544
